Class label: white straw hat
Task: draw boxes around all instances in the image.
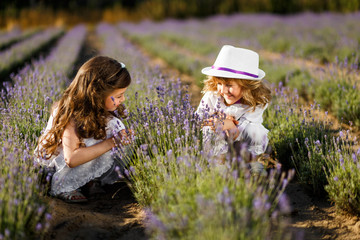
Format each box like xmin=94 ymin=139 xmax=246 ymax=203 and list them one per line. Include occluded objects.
xmin=202 ymin=45 xmax=265 ymax=80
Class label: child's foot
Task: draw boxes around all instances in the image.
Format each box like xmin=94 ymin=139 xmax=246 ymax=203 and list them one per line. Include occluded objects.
xmin=257 ymin=153 xmax=281 ymax=169
xmin=57 ymin=189 xmax=88 ymax=203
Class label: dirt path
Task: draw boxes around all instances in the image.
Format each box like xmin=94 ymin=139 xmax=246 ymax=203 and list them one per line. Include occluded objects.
xmin=284 ymin=183 xmax=360 ymax=239
xmin=43 ymin=182 xmax=146 ymax=240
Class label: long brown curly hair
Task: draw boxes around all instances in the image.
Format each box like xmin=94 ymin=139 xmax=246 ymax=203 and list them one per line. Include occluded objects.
xmin=202 ymin=76 xmax=271 ymax=111
xmin=38 ymin=56 xmax=131 ymax=160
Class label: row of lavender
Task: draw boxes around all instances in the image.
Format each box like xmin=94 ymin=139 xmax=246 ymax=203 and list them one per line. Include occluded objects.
xmin=0 ymin=25 xmax=86 ymax=239
xmin=118 ymin=15 xmax=360 ymax=128
xmin=0 ymin=27 xmax=64 ymax=80
xmin=0 ymin=28 xmax=39 ymax=50
xmin=0 ymin=19 xmax=358 ymax=239
xmin=117 ymin=18 xmax=360 ymax=217
xmin=138 ymin=12 xmax=360 ymax=65
xmin=96 ymin=23 xmax=296 ymax=239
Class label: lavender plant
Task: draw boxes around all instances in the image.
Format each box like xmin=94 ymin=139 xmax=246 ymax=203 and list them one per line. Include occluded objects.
xmin=324 ymin=133 xmax=360 ymax=214
xmin=0 ymin=28 xmax=64 ymax=79
xmin=314 ymin=78 xmax=360 ymax=127
xmin=117 ymin=87 xmax=294 ymax=239
xmin=0 ymin=28 xmax=39 ymax=50
xmin=0 ymin=25 xmax=86 ymax=238
xmin=138 ymin=146 xmax=294 ymax=240
xmin=118 ymin=25 xmax=206 ymax=86
xmin=264 ymin=83 xmax=334 ymax=193
xmin=97 ymin=23 xmax=294 ymax=238
xmin=0 ymin=132 xmax=50 ymax=239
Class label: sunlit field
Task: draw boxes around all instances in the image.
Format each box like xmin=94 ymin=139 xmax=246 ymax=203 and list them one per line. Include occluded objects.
xmin=1 ymin=12 xmax=359 ymax=239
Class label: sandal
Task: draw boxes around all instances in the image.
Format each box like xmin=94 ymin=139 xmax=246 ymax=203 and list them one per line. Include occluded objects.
xmin=57 ymin=189 xmax=88 ymax=203
xmin=257 ymin=153 xmax=281 ymax=169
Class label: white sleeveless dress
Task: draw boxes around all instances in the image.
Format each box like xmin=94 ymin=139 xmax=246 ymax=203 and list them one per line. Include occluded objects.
xmin=35 ymin=109 xmax=126 ymax=196
xmin=196 ymin=91 xmax=269 ymax=156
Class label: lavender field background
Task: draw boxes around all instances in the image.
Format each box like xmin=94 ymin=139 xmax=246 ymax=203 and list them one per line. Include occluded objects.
xmin=1 ymin=12 xmax=360 ymax=240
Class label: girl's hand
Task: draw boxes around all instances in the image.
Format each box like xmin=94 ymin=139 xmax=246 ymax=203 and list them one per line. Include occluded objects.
xmin=113 ymin=129 xmax=133 ymax=147
xmin=127 ymin=129 xmax=136 ymax=138
xmin=222 ymin=119 xmax=237 ymax=131
xmin=225 ymin=115 xmax=239 ymax=125
xmin=223 ymin=120 xmax=240 ymax=140
xmin=202 ymin=117 xmax=221 ymax=131
xmin=218 ymin=116 xmax=240 ymax=141
xmin=202 ymin=114 xmax=238 ymax=130
xmin=204 ymin=119 xmax=239 ymax=140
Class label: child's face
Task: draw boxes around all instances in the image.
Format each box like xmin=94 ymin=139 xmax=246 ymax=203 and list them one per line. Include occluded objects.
xmin=104 ymin=87 xmax=128 ymax=112
xmin=217 ymin=80 xmax=242 ymax=105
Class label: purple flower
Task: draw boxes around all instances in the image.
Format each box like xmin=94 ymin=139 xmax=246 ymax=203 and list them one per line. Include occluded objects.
xmin=45 ymin=213 xmax=52 ymax=221
xmin=333 ymin=176 xmax=339 ymax=181
xmin=253 ymin=197 xmax=262 ymax=209
xmin=36 ymin=223 xmax=42 ymax=231
xmin=352 ymin=153 xmax=357 ymax=163
xmin=232 ymin=170 xmax=238 ymax=180
xmin=282 ymin=179 xmax=288 ymax=189
xmin=37 ymin=206 xmax=45 ymax=215
xmin=278 ymin=194 xmax=291 ymax=214
xmin=339 ymin=131 xmax=344 ymax=138
xmin=195 ymin=163 xmax=202 ymax=173
xmin=339 ymin=157 xmax=344 ymax=165
xmin=144 ymin=208 xmax=167 ymax=232
xmin=140 ymin=144 xmax=148 ymax=151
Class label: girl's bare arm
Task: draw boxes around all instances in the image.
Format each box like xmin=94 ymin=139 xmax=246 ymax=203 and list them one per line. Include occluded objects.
xmin=62 ymin=120 xmax=114 ymax=168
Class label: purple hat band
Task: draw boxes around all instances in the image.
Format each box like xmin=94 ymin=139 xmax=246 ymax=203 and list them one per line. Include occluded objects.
xmin=211 ymin=66 xmax=259 ymax=78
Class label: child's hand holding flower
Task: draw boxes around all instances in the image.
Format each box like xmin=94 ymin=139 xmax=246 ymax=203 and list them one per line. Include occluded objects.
xmin=112 ymin=129 xmax=135 ymax=147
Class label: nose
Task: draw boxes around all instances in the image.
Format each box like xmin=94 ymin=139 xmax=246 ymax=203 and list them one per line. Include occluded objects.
xmin=219 ymin=84 xmax=227 ymax=94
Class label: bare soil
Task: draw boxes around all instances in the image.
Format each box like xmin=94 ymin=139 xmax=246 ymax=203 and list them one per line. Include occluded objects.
xmin=42 ymin=182 xmax=147 ymax=240
xmin=43 ymin=28 xmax=360 ymax=240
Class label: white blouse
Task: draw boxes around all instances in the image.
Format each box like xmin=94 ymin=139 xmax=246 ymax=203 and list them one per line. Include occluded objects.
xmin=35 ymin=109 xmax=125 ymax=196
xmin=196 ymin=91 xmax=269 ymax=155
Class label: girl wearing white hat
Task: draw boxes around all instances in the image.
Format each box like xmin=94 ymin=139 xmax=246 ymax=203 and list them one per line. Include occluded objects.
xmin=196 ymin=45 xmax=271 ymax=175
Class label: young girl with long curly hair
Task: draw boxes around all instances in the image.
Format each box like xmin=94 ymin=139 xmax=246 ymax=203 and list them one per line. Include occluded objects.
xmin=196 ymin=45 xmax=272 ymax=175
xmin=35 ymin=56 xmax=133 ymax=202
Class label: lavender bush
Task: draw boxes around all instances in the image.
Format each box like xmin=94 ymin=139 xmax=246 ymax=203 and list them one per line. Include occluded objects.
xmin=1 ymin=14 xmax=359 ymax=238
xmin=118 ymin=23 xmax=207 ymax=86
xmin=0 ymin=28 xmax=39 ymax=50
xmin=0 ymin=25 xmax=86 ymax=239
xmin=324 ymin=133 xmax=360 ymax=214
xmin=0 ymin=28 xmax=64 ymax=79
xmin=96 ymin=24 xmax=295 ymax=239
